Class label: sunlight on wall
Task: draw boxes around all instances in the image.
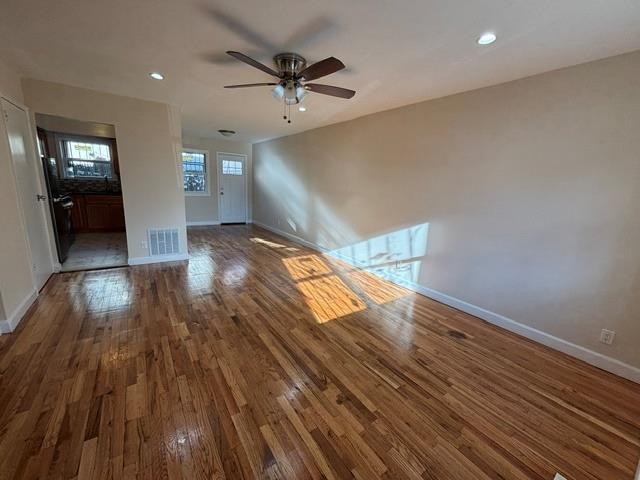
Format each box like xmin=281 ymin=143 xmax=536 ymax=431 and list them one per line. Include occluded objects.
xmin=329 ymin=223 xmax=429 ymax=285
xmin=254 ymin=149 xmax=311 ymax=234
xmin=254 ymin=146 xmax=357 ymax=247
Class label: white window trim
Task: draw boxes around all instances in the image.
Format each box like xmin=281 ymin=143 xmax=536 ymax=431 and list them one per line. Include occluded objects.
xmin=182 ymin=147 xmax=210 ymax=196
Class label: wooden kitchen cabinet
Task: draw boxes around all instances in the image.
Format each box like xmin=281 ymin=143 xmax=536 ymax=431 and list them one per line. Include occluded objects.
xmin=70 ymin=195 xmax=86 ymax=231
xmin=71 ymin=194 xmax=125 ymax=232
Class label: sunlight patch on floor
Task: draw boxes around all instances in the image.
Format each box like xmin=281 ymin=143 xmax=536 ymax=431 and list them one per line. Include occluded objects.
xmin=296 ymin=275 xmax=366 ymax=323
xmin=348 ymin=269 xmax=411 ymax=305
xmin=71 ymin=270 xmax=132 ymax=313
xmin=251 ymin=236 xmax=299 ymax=252
xmin=282 ymin=254 xmax=332 ymax=280
xmin=281 ymin=253 xmax=411 ymax=323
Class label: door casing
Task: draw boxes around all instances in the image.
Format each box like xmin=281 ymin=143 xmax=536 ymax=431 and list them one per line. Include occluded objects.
xmin=1 ymin=94 xmax=56 ymax=290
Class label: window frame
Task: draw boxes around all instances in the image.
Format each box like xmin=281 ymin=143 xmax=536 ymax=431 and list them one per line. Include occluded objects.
xmin=57 ymin=134 xmax=118 ymax=180
xmin=182 ymin=148 xmax=210 ymax=196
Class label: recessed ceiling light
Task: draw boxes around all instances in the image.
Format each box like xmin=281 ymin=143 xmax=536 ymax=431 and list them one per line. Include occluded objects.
xmin=149 ymin=72 xmax=164 ymax=80
xmin=298 ymin=106 xmax=307 ymax=112
xmin=218 ymin=129 xmax=236 ymax=137
xmin=477 ymin=32 xmax=497 ymax=45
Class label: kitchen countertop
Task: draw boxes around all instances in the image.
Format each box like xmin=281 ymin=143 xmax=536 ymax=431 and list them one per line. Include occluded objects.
xmin=65 ymin=191 xmax=122 ymax=196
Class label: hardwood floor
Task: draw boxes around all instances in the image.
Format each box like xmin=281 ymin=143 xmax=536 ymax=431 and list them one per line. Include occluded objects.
xmin=0 ymin=224 xmax=638 ymax=479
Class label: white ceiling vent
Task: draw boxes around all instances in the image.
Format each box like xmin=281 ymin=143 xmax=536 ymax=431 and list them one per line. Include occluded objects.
xmin=148 ymin=228 xmax=180 ymax=256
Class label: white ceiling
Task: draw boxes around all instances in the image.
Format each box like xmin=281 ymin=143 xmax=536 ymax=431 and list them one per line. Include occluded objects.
xmin=2 ymin=0 xmax=640 ymax=143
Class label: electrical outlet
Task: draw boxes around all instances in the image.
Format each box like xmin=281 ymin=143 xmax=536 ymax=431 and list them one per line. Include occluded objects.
xmin=140 ymin=240 xmax=148 ymax=249
xmin=599 ymin=329 xmax=615 ymax=345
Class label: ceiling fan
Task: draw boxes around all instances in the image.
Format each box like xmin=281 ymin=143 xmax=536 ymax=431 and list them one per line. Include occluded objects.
xmin=224 ymin=51 xmax=355 ymax=123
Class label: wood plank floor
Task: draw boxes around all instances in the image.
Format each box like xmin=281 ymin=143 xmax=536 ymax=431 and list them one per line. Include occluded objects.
xmin=0 ymin=224 xmax=638 ymax=479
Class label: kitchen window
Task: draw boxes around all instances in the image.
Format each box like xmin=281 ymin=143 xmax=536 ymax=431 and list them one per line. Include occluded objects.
xmin=60 ymin=137 xmax=115 ymax=178
xmin=182 ymin=149 xmax=209 ymax=195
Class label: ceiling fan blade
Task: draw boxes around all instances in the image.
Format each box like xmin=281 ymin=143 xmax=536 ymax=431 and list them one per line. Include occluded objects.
xmin=226 ymin=51 xmax=280 ymax=77
xmin=298 ymin=57 xmax=345 ymax=81
xmin=209 ymin=9 xmax=277 ymax=52
xmin=224 ymin=83 xmax=278 ymax=88
xmin=305 ymin=83 xmax=355 ymax=99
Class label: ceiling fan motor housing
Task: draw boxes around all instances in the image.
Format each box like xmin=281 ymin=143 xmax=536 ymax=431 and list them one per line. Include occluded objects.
xmin=274 ymin=53 xmax=307 ymax=77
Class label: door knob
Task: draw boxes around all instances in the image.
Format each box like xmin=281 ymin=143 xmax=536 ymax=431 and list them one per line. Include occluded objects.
xmin=36 ymin=194 xmax=47 ymax=201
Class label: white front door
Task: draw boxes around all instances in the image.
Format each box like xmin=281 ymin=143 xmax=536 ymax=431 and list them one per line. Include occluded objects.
xmin=217 ymin=153 xmax=247 ymax=224
xmin=2 ymin=98 xmax=53 ymax=289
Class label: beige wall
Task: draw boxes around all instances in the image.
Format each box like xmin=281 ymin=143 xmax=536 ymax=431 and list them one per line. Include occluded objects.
xmin=253 ymin=50 xmax=640 ymax=370
xmin=0 ymin=59 xmax=36 ymax=328
xmin=22 ymin=79 xmax=188 ymax=260
xmin=35 ymin=113 xmax=116 ymax=138
xmin=182 ymin=135 xmax=252 ymax=224
xmin=0 ymin=58 xmax=24 ymax=104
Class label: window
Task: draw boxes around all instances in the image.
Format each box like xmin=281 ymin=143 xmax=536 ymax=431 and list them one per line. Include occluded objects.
xmin=222 ymin=159 xmax=243 ymax=176
xmin=182 ymin=149 xmax=209 ymax=195
xmin=60 ymin=137 xmax=114 ymax=178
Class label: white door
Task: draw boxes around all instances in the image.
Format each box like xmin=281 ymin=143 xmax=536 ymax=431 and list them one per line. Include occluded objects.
xmin=217 ymin=153 xmax=247 ymax=224
xmin=2 ymin=98 xmax=53 ymax=289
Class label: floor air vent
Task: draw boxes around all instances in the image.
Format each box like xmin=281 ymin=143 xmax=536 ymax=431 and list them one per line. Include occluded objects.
xmin=148 ymin=228 xmax=180 ymax=256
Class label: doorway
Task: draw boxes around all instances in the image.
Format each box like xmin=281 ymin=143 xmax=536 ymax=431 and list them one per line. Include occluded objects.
xmin=217 ymin=152 xmax=247 ymax=224
xmin=36 ymin=114 xmax=128 ymax=271
xmin=1 ymin=98 xmax=53 ymax=289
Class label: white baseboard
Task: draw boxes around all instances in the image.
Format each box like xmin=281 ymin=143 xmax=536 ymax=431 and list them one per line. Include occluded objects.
xmin=128 ymin=253 xmax=189 ymax=266
xmin=187 ymin=220 xmax=221 ymax=226
xmin=252 ymin=220 xmax=640 ymax=384
xmin=0 ymin=288 xmax=38 ymax=334
xmin=252 ymin=220 xmax=321 ymax=251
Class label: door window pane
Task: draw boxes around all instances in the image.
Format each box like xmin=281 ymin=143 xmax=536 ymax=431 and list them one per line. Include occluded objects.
xmin=222 ymin=159 xmax=243 ymax=176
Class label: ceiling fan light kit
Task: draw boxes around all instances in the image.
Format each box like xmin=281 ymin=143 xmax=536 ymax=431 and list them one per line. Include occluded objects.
xmin=224 ymin=51 xmax=355 ymax=124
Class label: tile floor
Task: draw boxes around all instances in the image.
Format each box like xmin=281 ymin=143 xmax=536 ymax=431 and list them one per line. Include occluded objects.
xmin=61 ymin=232 xmax=128 ymax=271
